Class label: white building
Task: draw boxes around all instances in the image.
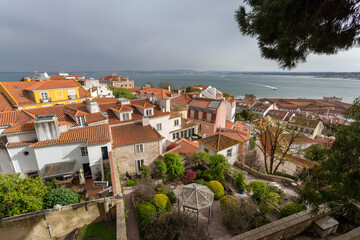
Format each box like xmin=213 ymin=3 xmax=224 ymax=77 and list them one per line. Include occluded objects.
xmin=197 ymin=133 xmax=240 ymax=165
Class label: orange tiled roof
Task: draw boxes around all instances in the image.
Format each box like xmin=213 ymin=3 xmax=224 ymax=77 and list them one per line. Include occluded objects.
xmin=0 ymin=93 xmax=14 ymax=109
xmin=171 ymin=93 xmax=198 ymax=106
xmin=63 ymin=106 xmax=87 ymax=117
xmin=7 ymin=140 xmax=37 ymax=148
xmin=0 ymin=111 xmax=22 ymax=126
xmin=30 ymin=124 xmax=110 ymax=148
xmin=100 ymin=74 xmax=129 ymax=81
xmin=111 ymin=123 xmax=163 ymax=146
xmin=224 ymin=97 xmax=235 ymax=104
xmin=198 ymin=133 xmax=240 ymax=151
xmin=217 ymin=129 xmax=249 ymax=142
xmin=131 ymin=99 xmax=156 ymax=109
xmin=225 ymin=121 xmax=234 ymax=129
xmin=166 ymin=138 xmax=199 ymax=156
xmin=134 ymin=87 xmax=177 ymax=98
xmin=0 ymin=80 xmax=90 ymax=106
xmin=2 ymin=111 xmax=36 ymax=133
xmin=49 ymin=74 xmax=83 ymax=80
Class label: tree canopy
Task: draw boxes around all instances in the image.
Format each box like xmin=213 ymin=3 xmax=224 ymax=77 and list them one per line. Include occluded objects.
xmin=108 ymin=86 xmax=134 ymax=99
xmin=235 ymin=0 xmax=360 ymax=69
xmin=0 ymin=174 xmax=48 ymax=219
xmin=298 ymin=97 xmax=360 ymax=213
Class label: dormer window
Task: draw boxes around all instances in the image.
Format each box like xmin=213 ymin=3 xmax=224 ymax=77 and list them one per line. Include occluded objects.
xmin=14 ymin=86 xmax=19 ymax=90
xmin=145 ymin=109 xmax=153 ymax=116
xmin=76 ymin=116 xmax=86 ymax=126
xmin=122 ymin=113 xmax=130 ymax=120
xmin=40 ymin=92 xmax=50 ymax=102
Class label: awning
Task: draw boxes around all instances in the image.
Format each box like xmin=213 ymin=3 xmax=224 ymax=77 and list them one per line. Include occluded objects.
xmin=41 ymin=160 xmax=76 ymax=179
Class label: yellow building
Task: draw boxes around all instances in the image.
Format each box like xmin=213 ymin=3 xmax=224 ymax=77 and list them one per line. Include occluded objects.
xmin=0 ymin=79 xmax=91 ymax=109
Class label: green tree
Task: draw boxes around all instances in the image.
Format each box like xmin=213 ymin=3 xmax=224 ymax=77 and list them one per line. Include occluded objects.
xmin=304 ymin=144 xmax=329 ymax=162
xmin=240 ymin=109 xmax=255 ymax=122
xmin=259 ymin=192 xmax=280 ymax=216
xmin=163 ymin=153 xmax=185 ymax=180
xmin=223 ymin=92 xmax=234 ymax=98
xmin=234 ymin=170 xmax=247 ymax=190
xmin=246 ymin=180 xmax=268 ymax=203
xmin=209 ymin=154 xmax=230 ymax=183
xmin=0 ymin=174 xmax=48 ymax=219
xmin=186 ymin=86 xmax=201 ymax=93
xmin=190 ymin=151 xmax=210 ymax=166
xmin=235 ymin=1 xmax=360 ymax=69
xmin=108 ymin=86 xmax=134 ymax=99
xmin=278 ymin=203 xmax=305 ymax=219
xmin=44 ymin=188 xmax=79 ymax=209
xmin=298 ymin=97 xmax=360 ymax=213
xmin=154 ymin=160 xmax=167 ymax=180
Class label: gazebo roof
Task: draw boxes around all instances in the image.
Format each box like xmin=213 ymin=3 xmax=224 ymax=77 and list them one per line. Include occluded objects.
xmin=178 ymin=183 xmax=214 ymax=210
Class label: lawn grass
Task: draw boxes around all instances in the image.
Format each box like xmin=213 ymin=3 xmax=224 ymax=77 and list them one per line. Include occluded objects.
xmin=78 ymin=221 xmax=116 ymax=240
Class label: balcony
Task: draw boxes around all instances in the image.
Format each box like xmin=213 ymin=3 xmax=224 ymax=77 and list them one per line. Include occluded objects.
xmin=41 ymin=98 xmax=50 ymax=103
xmin=68 ymin=95 xmax=76 ymax=100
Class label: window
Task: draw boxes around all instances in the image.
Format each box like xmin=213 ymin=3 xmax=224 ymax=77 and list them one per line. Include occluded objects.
xmin=81 ymin=147 xmax=88 ymax=156
xmin=23 ymin=151 xmax=29 ymax=156
xmin=122 ymin=113 xmax=130 ymax=120
xmin=43 ymin=105 xmax=51 ymax=107
xmin=156 ymin=123 xmax=162 ymax=131
xmin=76 ymin=116 xmax=86 ymax=126
xmin=70 ymin=101 xmax=77 ymax=104
xmin=174 ymin=119 xmax=179 ymax=126
xmin=205 ymin=125 xmax=209 ymax=131
xmin=176 ymin=132 xmax=179 ymax=139
xmin=40 ymin=92 xmax=49 ymax=101
xmin=68 ymin=90 xmax=76 ymax=99
xmin=227 ymin=149 xmax=232 ymax=157
xmin=173 ymin=133 xmax=176 ymax=140
xmin=136 ymin=144 xmax=144 ymax=153
xmin=55 ymin=90 xmax=63 ymax=98
xmin=20 ymin=94 xmax=25 ymax=98
xmin=204 ymin=148 xmax=209 ymax=153
xmin=145 ymin=109 xmax=153 ymax=116
xmin=136 ymin=159 xmax=145 ymax=174
xmin=181 ymin=131 xmax=184 ymax=138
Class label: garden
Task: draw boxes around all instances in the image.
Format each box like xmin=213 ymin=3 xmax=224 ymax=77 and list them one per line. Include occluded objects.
xmin=125 ymin=152 xmax=305 ymax=239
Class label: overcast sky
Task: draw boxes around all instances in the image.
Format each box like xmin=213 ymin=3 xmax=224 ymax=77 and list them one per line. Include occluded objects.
xmin=1 ymin=0 xmax=360 ymax=72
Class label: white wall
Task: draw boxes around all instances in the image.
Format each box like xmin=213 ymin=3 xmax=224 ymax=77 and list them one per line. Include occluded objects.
xmin=198 ymin=142 xmax=239 ymax=165
xmin=0 ymin=148 xmax=14 ymax=174
xmin=7 ymin=146 xmax=39 ymax=177
xmin=225 ymin=101 xmax=236 ymax=123
xmin=7 ymin=132 xmax=37 ymax=143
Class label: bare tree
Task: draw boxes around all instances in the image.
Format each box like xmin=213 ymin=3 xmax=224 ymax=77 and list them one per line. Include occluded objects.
xmin=254 ymin=118 xmax=299 ymax=175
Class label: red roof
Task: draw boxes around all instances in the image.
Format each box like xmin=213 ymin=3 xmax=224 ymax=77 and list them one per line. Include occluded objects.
xmin=166 ymin=138 xmax=199 ymax=156
xmin=100 ymin=74 xmax=129 ymax=81
xmin=0 ymin=111 xmax=21 ymax=126
xmin=171 ymin=93 xmax=199 ymax=106
xmin=30 ymin=124 xmax=110 ymax=148
xmin=134 ymin=87 xmax=178 ymax=99
xmin=49 ymin=74 xmax=84 ymax=80
xmin=111 ymin=123 xmax=163 ymax=146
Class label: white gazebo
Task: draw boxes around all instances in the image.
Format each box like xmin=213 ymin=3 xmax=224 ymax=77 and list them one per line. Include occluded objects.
xmin=177 ymin=183 xmax=214 ymax=223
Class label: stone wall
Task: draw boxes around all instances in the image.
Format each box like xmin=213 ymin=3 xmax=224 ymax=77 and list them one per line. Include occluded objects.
xmin=231 ymin=209 xmax=326 ymax=240
xmin=235 ymin=162 xmax=295 ymax=185
xmin=112 ymin=140 xmax=161 ymax=175
xmin=0 ymin=197 xmax=125 ymax=240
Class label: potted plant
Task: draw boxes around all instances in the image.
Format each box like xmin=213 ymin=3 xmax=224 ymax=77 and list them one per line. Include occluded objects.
xmin=234 ymin=171 xmax=246 ymax=194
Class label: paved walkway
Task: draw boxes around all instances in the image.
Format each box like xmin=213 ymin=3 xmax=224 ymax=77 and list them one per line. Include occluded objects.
xmin=122 ymin=185 xmax=140 ymax=240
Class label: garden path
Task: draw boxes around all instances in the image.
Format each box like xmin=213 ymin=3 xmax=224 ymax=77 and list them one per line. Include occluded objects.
xmin=123 ymin=185 xmax=141 ymax=240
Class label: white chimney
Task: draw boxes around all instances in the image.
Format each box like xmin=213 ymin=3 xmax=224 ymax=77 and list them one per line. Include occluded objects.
xmin=142 ymin=116 xmax=150 ymax=126
xmin=116 ymin=98 xmax=130 ymax=105
xmin=159 ymin=98 xmax=170 ymax=112
xmin=34 ymin=114 xmax=60 ymax=142
xmin=86 ymin=100 xmax=100 ymax=113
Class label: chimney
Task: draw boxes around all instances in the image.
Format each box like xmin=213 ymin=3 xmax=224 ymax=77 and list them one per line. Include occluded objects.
xmin=159 ymin=98 xmax=170 ymax=112
xmin=116 ymin=98 xmax=130 ymax=105
xmin=34 ymin=114 xmax=60 ymax=142
xmin=142 ymin=116 xmax=150 ymax=126
xmin=168 ymin=86 xmax=171 ymax=91
xmin=86 ymin=100 xmax=100 ymax=113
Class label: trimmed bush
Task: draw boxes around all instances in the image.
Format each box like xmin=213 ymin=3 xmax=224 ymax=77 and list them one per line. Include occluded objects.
xmin=274 ymin=172 xmax=298 ymax=181
xmin=136 ymin=202 xmax=157 ymax=235
xmin=207 ymin=180 xmax=224 ymax=199
xmin=220 ymin=195 xmax=239 ymax=210
xmin=279 ymin=203 xmax=305 ymax=219
xmin=163 ymin=189 xmax=177 ymax=204
xmin=153 ymin=194 xmax=171 ymax=212
xmin=126 ymin=179 xmax=138 ymax=187
xmin=193 ymin=179 xmax=207 ymax=185
xmin=44 ymin=188 xmax=79 ymax=208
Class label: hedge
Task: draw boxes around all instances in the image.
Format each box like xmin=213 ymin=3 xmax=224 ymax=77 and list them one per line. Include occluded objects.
xmin=278 ymin=203 xmax=305 ymax=219
xmin=44 ymin=188 xmax=79 ymax=209
xmin=153 ymin=194 xmax=171 ymax=212
xmin=206 ymin=180 xmax=224 ymax=199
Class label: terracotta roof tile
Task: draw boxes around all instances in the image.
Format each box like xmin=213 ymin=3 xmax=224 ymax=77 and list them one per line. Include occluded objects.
xmin=171 ymin=93 xmax=198 ymax=106
xmin=167 ymin=138 xmax=199 ymax=156
xmin=49 ymin=74 xmax=84 ymax=80
xmin=0 ymin=111 xmax=22 ymax=126
xmin=198 ymin=133 xmax=240 ymax=151
xmin=7 ymin=140 xmax=37 ymax=148
xmin=0 ymin=93 xmax=14 ymax=109
xmin=30 ymin=124 xmax=110 ymax=148
xmin=290 ymin=116 xmax=320 ymax=129
xmin=111 ymin=123 xmax=163 ymax=146
xmin=134 ymin=87 xmax=177 ymax=98
xmin=100 ymin=74 xmax=129 ymax=81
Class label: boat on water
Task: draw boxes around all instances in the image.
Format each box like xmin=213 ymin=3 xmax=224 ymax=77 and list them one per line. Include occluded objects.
xmin=272 ymin=87 xmax=277 ymax=90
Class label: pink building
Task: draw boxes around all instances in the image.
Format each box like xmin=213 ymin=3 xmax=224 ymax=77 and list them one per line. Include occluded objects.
xmin=187 ymin=98 xmax=226 ymax=137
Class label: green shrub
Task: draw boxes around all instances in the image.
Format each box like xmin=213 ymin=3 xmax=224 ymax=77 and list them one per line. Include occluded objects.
xmin=78 ymin=221 xmax=116 ymax=240
xmin=274 ymin=172 xmax=298 ymax=181
xmin=202 ymin=169 xmax=215 ymax=181
xmin=278 ymin=203 xmax=305 ymax=219
xmin=46 ymin=178 xmax=59 ymax=190
xmin=44 ymin=188 xmax=79 ymax=208
xmin=154 ymin=160 xmax=167 ymax=180
xmin=267 ymin=185 xmax=286 ymax=201
xmin=126 ymin=179 xmax=138 ymax=187
xmin=193 ymin=179 xmax=207 ymax=185
xmin=164 ymin=153 xmax=185 ymax=180
xmin=207 ymin=180 xmax=224 ymax=199
xmin=234 ymin=170 xmax=247 ymax=190
xmin=136 ymin=202 xmax=156 ymax=235
xmin=190 ymin=151 xmax=210 ymax=166
xmin=153 ymin=194 xmax=171 ymax=212
xmin=220 ymin=195 xmax=239 ymax=210
xmin=140 ymin=165 xmax=151 ymax=179
xmin=155 ymin=183 xmax=168 ymax=192
xmin=195 ymin=169 xmax=203 ymax=179
xmin=163 ymin=189 xmax=177 ymax=204
xmin=246 ymin=180 xmax=268 ymax=203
